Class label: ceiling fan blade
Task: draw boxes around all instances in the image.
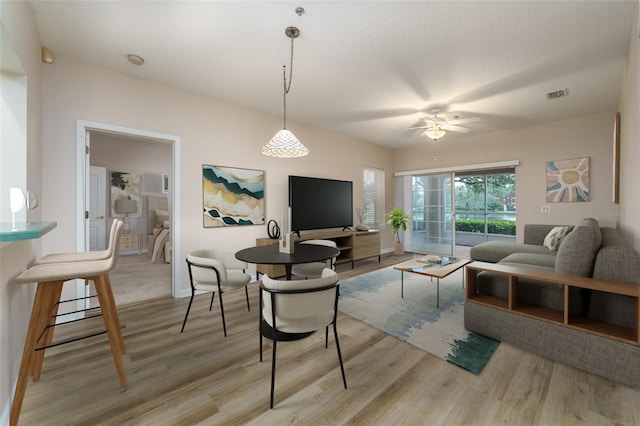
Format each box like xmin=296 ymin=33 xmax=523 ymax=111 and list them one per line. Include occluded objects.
xmin=443 ymin=124 xmax=471 ymax=133
xmin=446 ymin=116 xmax=481 ymax=126
xmin=409 ymin=119 xmax=437 ymax=129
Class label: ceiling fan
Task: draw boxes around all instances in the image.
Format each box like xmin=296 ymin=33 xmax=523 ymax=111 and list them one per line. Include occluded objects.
xmin=410 ymin=107 xmax=481 ymax=140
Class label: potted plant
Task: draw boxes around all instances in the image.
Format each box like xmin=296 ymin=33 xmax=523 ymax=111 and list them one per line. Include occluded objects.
xmin=386 ymin=208 xmax=411 ymax=255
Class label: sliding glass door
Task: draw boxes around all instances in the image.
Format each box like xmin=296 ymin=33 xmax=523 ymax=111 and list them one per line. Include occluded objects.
xmin=397 ymin=166 xmax=515 ymax=256
xmin=454 ymin=171 xmax=516 ymax=247
xmin=409 ymin=173 xmax=454 ymax=256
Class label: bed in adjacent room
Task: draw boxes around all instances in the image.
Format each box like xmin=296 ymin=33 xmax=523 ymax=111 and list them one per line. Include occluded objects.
xmin=146 ymin=194 xmax=171 ymax=264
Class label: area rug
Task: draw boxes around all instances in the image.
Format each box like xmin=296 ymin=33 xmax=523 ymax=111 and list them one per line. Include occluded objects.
xmin=338 ymin=266 xmax=500 ymax=374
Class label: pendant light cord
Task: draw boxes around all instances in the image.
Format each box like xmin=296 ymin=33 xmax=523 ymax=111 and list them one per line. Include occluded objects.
xmin=282 ymin=34 xmax=295 ymax=129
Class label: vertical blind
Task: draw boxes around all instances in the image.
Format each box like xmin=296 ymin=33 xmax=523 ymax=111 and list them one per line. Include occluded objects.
xmin=363 ymin=167 xmax=385 ymax=228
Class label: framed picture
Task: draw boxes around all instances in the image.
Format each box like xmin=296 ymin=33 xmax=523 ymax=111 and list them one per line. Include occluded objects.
xmin=546 ymin=157 xmax=590 ymax=202
xmin=162 ymin=173 xmax=169 ymax=194
xmin=613 ymin=112 xmax=621 ymax=204
xmin=110 ymin=171 xmax=142 ymax=216
xmin=202 ymin=165 xmax=265 ymax=227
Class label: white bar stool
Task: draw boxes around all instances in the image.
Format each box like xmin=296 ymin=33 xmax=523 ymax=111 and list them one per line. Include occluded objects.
xmin=10 ymin=221 xmax=126 ymax=426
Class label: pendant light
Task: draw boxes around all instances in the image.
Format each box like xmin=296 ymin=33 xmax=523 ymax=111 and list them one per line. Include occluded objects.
xmin=261 ymin=25 xmax=309 ymax=158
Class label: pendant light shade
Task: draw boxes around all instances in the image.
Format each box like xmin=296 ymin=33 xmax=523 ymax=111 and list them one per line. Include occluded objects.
xmin=261 ymin=129 xmax=309 ymax=158
xmin=261 ymin=25 xmax=309 ymax=158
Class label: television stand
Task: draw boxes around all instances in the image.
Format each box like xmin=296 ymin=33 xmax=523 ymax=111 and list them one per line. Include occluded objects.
xmin=256 ymin=229 xmax=380 ymax=277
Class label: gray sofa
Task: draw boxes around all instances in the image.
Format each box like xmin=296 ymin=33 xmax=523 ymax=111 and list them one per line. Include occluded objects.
xmin=465 ymin=218 xmax=640 ymax=386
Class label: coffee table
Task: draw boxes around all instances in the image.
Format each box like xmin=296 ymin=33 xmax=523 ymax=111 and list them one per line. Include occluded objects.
xmin=393 ymin=256 xmax=471 ymax=308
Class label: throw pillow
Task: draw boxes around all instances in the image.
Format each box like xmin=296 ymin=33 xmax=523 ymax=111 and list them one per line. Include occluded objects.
xmin=543 ymin=226 xmax=572 ymax=251
xmin=156 ymin=210 xmax=169 ymax=228
xmin=555 ymin=218 xmax=602 ymax=276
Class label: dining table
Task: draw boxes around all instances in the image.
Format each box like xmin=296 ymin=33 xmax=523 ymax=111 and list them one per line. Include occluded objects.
xmin=235 ymin=242 xmax=341 ymax=341
xmin=235 ymin=243 xmax=340 ymax=280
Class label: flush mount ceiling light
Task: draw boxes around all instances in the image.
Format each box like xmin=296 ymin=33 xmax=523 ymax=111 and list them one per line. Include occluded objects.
xmin=127 ymin=54 xmax=144 ymax=66
xmin=261 ymin=18 xmax=309 ymax=158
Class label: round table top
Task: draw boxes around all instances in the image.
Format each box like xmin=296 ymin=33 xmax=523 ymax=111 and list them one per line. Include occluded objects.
xmin=235 ymin=243 xmax=339 ymax=265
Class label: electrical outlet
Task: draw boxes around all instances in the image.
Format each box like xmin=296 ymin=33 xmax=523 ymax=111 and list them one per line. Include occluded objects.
xmin=541 ymin=205 xmax=550 ymax=213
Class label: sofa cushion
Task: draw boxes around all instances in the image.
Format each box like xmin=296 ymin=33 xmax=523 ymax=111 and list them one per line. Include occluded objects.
xmin=523 ymin=224 xmax=564 ymax=245
xmin=470 ymin=241 xmax=554 ymax=263
xmin=587 ymin=227 xmax=640 ymax=327
xmin=500 ymin=253 xmax=558 ymax=269
xmin=555 ymin=218 xmax=602 ymax=277
xmin=543 ymin=226 xmax=573 ymax=251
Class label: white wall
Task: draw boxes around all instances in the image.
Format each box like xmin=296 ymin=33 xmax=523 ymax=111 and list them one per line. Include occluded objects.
xmin=393 ymin=111 xmax=624 ymax=242
xmin=617 ymin=2 xmax=640 ymax=251
xmin=0 ymin=1 xmax=43 ymax=421
xmin=41 ymin=54 xmax=396 ymax=297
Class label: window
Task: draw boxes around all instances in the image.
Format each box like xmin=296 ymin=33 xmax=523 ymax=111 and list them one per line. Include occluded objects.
xmin=362 ymin=167 xmax=385 ymax=228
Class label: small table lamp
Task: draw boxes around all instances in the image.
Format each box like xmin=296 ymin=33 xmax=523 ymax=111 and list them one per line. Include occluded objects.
xmin=114 ymin=198 xmax=137 ymax=234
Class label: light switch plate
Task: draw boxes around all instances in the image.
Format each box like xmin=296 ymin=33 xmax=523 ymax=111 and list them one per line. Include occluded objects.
xmin=541 ymin=205 xmax=550 ymax=213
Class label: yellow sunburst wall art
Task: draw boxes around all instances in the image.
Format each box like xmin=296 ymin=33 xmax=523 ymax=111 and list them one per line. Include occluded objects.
xmin=546 ymin=157 xmax=590 ymax=202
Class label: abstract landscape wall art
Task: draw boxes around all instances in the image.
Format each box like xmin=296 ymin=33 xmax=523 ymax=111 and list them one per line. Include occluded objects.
xmin=110 ymin=171 xmax=142 ymax=217
xmin=202 ymin=165 xmax=265 ymax=227
xmin=546 ymin=157 xmax=590 ymax=202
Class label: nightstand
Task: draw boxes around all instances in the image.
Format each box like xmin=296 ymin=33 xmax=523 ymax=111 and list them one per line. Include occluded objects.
xmin=119 ymin=232 xmax=140 ymax=254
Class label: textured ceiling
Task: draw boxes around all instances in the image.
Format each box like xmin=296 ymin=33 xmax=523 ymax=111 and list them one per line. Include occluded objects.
xmin=29 ymin=1 xmax=636 ymax=148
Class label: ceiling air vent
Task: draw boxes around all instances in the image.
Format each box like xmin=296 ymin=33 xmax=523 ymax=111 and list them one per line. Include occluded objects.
xmin=546 ymin=88 xmax=569 ymax=100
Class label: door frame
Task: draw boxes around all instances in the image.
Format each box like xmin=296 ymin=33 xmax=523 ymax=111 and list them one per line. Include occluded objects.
xmin=75 ymin=120 xmax=181 ymax=311
xmin=89 ymin=165 xmax=107 ymax=250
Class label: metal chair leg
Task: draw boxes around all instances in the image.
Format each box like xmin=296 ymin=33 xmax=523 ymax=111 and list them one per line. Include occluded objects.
xmin=209 ymin=292 xmax=215 ymax=311
xmin=245 ymin=286 xmax=250 ymax=312
xmin=270 ymin=336 xmax=277 ymax=409
xmin=218 ymin=291 xmax=227 ymax=337
xmin=333 ymin=322 xmax=348 ymax=389
xmin=325 ymin=326 xmax=329 ymax=348
xmin=259 ymin=289 xmax=263 ymax=362
xmin=180 ymin=290 xmax=195 ymax=333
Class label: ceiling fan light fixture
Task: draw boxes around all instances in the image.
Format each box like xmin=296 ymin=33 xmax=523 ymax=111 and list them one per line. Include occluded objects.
xmin=425 ymin=128 xmax=446 ymax=140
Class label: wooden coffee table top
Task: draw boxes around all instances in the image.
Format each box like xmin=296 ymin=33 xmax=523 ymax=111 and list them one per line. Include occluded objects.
xmin=394 ymin=256 xmax=471 ymax=279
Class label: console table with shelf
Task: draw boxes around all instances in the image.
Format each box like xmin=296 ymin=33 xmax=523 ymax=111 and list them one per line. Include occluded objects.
xmin=256 ymin=230 xmax=380 ymax=278
xmin=465 ymin=261 xmax=640 ymax=346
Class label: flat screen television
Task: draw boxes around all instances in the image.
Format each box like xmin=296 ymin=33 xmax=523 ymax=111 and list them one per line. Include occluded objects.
xmin=288 ymin=175 xmax=353 ymax=233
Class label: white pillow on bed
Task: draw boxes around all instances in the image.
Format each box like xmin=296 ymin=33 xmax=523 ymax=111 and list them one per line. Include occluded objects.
xmin=163 ymin=220 xmax=170 ymax=229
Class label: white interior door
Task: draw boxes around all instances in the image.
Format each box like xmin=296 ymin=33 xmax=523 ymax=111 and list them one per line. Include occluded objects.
xmin=89 ymin=166 xmax=107 ymax=250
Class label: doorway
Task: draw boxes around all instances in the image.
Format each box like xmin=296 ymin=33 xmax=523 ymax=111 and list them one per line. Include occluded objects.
xmin=75 ymin=120 xmax=181 ymax=311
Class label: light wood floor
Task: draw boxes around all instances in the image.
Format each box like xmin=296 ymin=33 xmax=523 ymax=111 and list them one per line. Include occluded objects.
xmin=18 ymin=255 xmax=640 ymax=425
xmin=102 ymin=253 xmax=172 ymax=307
